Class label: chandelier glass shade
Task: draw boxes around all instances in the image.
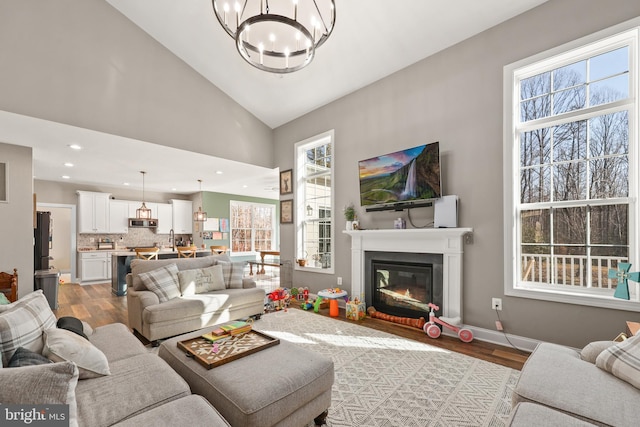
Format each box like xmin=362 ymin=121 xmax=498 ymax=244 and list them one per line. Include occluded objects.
xmin=193 ymin=180 xmax=208 ymax=222
xmin=136 ymin=171 xmax=152 ymax=220
xmin=212 ymin=0 xmax=336 ymax=73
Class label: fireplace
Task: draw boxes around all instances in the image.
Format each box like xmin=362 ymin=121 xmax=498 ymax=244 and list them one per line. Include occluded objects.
xmin=345 ymin=228 xmax=472 ymax=321
xmin=365 ymin=251 xmax=443 ymax=318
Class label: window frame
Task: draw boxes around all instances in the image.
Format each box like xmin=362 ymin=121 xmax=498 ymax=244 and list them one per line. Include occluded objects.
xmin=503 ymin=20 xmax=640 ymax=311
xmin=229 ymin=200 xmax=277 ymax=256
xmin=295 ymin=129 xmax=335 ymax=274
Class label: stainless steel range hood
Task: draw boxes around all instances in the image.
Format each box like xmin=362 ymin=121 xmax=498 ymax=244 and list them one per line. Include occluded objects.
xmin=128 ymin=218 xmax=158 ymax=228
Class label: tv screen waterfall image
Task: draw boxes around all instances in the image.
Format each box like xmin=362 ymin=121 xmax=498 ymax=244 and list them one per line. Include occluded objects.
xmin=358 ymin=142 xmax=441 ymax=207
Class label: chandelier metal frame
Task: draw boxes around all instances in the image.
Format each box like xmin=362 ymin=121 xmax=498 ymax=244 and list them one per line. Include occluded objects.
xmin=212 ymin=0 xmax=336 ymax=73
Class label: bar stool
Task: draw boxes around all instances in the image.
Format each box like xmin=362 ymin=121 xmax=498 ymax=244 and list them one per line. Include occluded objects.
xmin=177 ymin=246 xmax=197 ymax=258
xmin=135 ymin=248 xmax=159 ymax=260
xmin=210 ymin=245 xmax=228 ymax=255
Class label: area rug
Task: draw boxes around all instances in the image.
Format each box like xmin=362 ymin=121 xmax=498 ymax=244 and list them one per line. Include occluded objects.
xmin=253 ymin=309 xmax=519 ymax=427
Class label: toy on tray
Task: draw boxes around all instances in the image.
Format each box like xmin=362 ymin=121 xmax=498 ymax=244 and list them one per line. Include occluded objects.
xmin=423 ymin=302 xmax=473 ymax=343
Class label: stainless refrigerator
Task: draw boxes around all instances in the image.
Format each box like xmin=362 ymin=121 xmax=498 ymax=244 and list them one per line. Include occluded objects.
xmin=34 ymin=211 xmax=51 ymax=271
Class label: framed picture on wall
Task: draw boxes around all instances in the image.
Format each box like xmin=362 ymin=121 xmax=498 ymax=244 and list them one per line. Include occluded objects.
xmin=279 ymin=169 xmax=293 ymax=195
xmin=280 ymin=199 xmax=293 ymax=224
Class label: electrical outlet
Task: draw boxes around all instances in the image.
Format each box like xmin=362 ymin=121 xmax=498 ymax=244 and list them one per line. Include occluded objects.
xmin=492 ymin=298 xmax=502 ymax=311
xmin=337 ymin=277 xmax=342 ymax=285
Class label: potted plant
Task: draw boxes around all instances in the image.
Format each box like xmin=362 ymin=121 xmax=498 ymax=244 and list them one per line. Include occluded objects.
xmin=344 ymin=203 xmax=357 ymax=230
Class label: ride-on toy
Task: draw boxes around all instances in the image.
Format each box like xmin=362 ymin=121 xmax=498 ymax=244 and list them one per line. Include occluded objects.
xmin=423 ymin=302 xmax=474 ymax=343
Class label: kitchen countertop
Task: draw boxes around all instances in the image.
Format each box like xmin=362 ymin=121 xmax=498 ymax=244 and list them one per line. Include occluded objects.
xmin=79 ymin=248 xmax=212 ymax=255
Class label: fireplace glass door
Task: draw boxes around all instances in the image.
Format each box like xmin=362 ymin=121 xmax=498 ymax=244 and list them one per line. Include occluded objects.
xmin=371 ymin=260 xmax=434 ymax=318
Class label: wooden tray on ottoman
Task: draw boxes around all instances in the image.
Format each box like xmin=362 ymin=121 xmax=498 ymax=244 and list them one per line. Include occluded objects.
xmin=177 ymin=330 xmax=279 ymax=369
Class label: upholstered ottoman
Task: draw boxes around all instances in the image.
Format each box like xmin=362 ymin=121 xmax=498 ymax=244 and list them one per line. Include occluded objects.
xmin=158 ymin=327 xmax=334 ymax=427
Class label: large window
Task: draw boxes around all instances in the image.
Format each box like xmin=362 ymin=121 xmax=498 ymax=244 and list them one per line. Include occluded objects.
xmin=230 ymin=201 xmax=276 ymax=254
xmin=296 ymin=130 xmax=334 ymax=272
xmin=504 ymin=24 xmax=639 ymax=309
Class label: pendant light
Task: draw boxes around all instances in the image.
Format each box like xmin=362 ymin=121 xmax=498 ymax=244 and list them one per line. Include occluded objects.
xmin=136 ymin=171 xmax=152 ymax=219
xmin=193 ymin=179 xmax=208 ymax=222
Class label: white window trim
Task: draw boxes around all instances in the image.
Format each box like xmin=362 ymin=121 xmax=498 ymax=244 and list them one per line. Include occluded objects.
xmin=295 ymin=129 xmax=335 ymax=274
xmin=230 ymin=200 xmax=277 ymax=256
xmin=503 ymin=18 xmax=640 ymax=312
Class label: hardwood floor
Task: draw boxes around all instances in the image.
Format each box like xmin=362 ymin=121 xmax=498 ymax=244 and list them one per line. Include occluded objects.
xmin=54 ymin=282 xmax=528 ymax=370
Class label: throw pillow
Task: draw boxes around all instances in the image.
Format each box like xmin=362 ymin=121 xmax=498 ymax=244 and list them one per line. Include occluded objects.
xmin=0 ymin=290 xmax=57 ymax=366
xmin=581 ymin=340 xmax=616 ymax=364
xmin=0 ymin=292 xmax=10 ymax=305
xmin=596 ymin=333 xmax=640 ymax=389
xmin=178 ymin=265 xmax=226 ymax=296
xmin=0 ymin=361 xmax=79 ymax=427
xmin=215 ymin=260 xmax=245 ymax=289
xmin=43 ymin=328 xmax=111 ymax=380
xmin=138 ymin=263 xmax=181 ymax=303
xmin=8 ymin=346 xmax=53 ymax=367
xmin=57 ymin=316 xmax=88 ymax=340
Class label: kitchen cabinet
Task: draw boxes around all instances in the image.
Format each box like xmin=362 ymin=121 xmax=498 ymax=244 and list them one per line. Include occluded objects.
xmin=171 ymin=199 xmax=193 ymax=234
xmin=156 ymin=203 xmax=173 ymax=234
xmin=77 ymin=191 xmax=110 ymax=233
xmin=108 ymin=200 xmax=129 ymax=233
xmin=79 ymin=252 xmax=110 ymax=282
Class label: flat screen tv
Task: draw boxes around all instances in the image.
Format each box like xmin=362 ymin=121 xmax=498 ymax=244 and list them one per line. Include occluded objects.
xmin=358 ymin=141 xmax=441 ymax=211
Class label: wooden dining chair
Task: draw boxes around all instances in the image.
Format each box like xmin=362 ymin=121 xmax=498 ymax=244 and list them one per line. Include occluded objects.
xmin=210 ymin=245 xmax=228 ymax=255
xmin=0 ymin=268 xmax=18 ymax=303
xmin=177 ymin=246 xmax=197 ymax=258
xmin=135 ymin=248 xmax=160 ymax=260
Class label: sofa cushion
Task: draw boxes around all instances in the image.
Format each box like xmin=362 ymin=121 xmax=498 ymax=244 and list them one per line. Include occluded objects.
xmin=215 ymin=260 xmax=245 ymax=289
xmin=139 ymin=264 xmax=181 ymax=303
xmin=130 ymin=256 xmax=217 ymax=291
xmin=0 ymin=361 xmax=79 ymax=427
xmin=596 ymin=333 xmax=640 ymax=389
xmin=580 ymin=340 xmax=615 ymax=364
xmin=112 ymin=395 xmax=231 ymax=427
xmin=508 ymin=402 xmax=595 ymax=426
xmin=75 ymin=353 xmax=191 ymax=427
xmin=0 ymin=290 xmax=57 ymax=366
xmin=178 ymin=265 xmax=226 ymax=296
xmin=513 ymin=342 xmax=640 ymax=426
xmin=8 ymin=346 xmax=53 ymax=367
xmin=43 ymin=328 xmax=111 ymax=379
xmin=88 ymin=323 xmax=147 ymax=363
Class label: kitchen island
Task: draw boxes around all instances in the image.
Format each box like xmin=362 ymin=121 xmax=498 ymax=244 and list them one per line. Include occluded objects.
xmin=111 ymin=249 xmax=211 ymax=296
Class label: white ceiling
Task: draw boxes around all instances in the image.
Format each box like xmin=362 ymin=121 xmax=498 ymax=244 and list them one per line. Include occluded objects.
xmin=3 ymin=0 xmax=548 ymax=197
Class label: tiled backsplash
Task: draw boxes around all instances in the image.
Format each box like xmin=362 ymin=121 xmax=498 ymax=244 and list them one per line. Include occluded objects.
xmin=77 ymin=228 xmax=191 ymax=250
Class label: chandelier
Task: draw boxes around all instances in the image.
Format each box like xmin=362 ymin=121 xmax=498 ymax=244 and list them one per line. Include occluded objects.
xmin=193 ymin=180 xmax=208 ymax=222
xmin=136 ymin=171 xmax=152 ymax=220
xmin=212 ymin=0 xmax=336 ymax=73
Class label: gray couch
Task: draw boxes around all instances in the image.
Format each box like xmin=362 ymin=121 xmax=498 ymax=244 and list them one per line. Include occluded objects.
xmin=0 ymin=291 xmax=230 ymax=426
xmin=126 ymin=255 xmax=265 ymax=343
xmin=509 ymin=342 xmax=640 ymax=426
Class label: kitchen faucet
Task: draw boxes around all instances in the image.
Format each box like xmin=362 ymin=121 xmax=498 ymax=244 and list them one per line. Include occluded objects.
xmin=169 ymin=229 xmax=175 ymax=251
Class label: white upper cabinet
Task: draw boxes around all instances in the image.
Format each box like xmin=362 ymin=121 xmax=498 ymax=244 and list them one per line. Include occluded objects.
xmin=156 ymin=203 xmax=173 ymax=234
xmin=77 ymin=191 xmax=110 ymax=234
xmin=108 ymin=200 xmax=129 ymax=233
xmin=171 ymin=199 xmax=193 ymax=234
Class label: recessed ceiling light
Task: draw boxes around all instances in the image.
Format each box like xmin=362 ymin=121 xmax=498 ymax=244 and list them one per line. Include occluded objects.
xmin=61 ymin=175 xmax=70 ymax=179
xmin=68 ymin=144 xmax=82 ymax=150
xmin=172 ymin=188 xmax=177 ymax=191
xmin=243 ymin=185 xmax=248 ymax=188
xmin=123 ymin=182 xmax=130 ymax=186
xmin=64 ymin=162 xmax=74 ymax=167
xmin=216 ymin=170 xmax=223 ymax=175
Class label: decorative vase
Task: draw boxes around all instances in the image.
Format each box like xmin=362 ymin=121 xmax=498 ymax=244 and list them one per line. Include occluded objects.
xmin=346 ymin=221 xmax=353 ymax=231
xmin=352 ymin=220 xmax=359 ymax=230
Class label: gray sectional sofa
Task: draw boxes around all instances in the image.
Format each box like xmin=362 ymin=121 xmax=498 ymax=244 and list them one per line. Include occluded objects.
xmin=0 ymin=291 xmax=230 ymax=426
xmin=509 ymin=341 xmax=640 ymax=426
xmin=126 ymin=254 xmax=265 ymax=343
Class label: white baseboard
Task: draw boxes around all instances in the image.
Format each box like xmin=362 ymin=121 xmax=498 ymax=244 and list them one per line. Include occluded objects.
xmin=441 ymin=325 xmax=541 ymax=353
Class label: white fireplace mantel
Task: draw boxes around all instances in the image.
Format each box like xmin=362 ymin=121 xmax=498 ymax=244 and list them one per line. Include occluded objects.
xmin=344 ymin=228 xmax=473 ymax=320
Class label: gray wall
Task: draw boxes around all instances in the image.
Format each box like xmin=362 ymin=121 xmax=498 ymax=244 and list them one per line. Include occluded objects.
xmin=274 ymin=0 xmax=640 ymax=348
xmin=0 ymin=143 xmax=34 ymax=298
xmin=0 ymin=0 xmax=273 ymax=168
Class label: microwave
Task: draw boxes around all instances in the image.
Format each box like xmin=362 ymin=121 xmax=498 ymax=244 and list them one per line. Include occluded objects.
xmin=128 ymin=218 xmax=158 ymax=228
